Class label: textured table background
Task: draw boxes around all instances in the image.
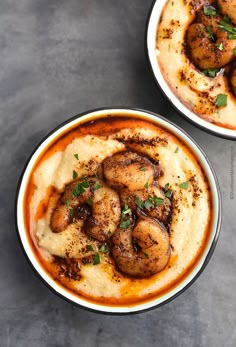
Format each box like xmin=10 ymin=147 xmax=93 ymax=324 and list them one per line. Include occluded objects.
xmin=0 ymin=1 xmax=235 ymax=346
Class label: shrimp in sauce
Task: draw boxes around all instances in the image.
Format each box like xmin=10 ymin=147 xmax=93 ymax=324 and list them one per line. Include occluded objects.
xmin=50 ymin=177 xmax=121 ymax=241
xmin=187 ymin=10 xmax=236 ymax=69
xmin=112 ymin=217 xmax=171 ymax=278
xmin=103 ymin=151 xmax=160 ymax=191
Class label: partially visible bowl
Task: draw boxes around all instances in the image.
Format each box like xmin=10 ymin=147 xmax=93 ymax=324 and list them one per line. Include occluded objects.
xmin=16 ymin=107 xmax=221 ymax=314
xmin=146 ymin=0 xmax=236 ymax=139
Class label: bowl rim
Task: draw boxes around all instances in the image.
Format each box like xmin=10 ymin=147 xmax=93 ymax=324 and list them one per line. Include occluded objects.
xmin=15 ymin=107 xmax=222 ymax=315
xmin=145 ymin=0 xmax=236 ymax=140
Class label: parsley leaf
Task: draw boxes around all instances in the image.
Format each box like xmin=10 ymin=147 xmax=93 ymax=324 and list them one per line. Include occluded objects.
xmin=144 ymin=181 xmax=149 ymax=189
xmin=143 ymin=252 xmax=149 ymax=259
xmin=134 ymin=196 xmax=144 ymax=209
xmin=203 ymin=6 xmax=217 ymax=17
xmin=93 ymin=253 xmax=100 ymax=265
xmin=179 ymin=181 xmax=189 ymax=189
xmin=120 ymin=220 xmax=131 ymax=229
xmin=74 ymin=154 xmax=79 ymax=160
xmin=94 ymin=183 xmax=103 ymax=191
xmin=206 ymin=26 xmax=214 ymax=40
xmin=99 ymin=244 xmax=109 ymax=253
xmin=144 ymin=198 xmax=153 ymax=210
xmin=164 ymin=183 xmax=173 ymax=198
xmin=70 ymin=208 xmax=75 ymax=218
xmin=215 ymin=42 xmax=223 ymax=51
xmin=165 ymin=189 xmax=173 ymax=198
xmin=164 ymin=183 xmax=169 ymax=191
xmin=202 ymin=68 xmax=220 ymax=77
xmin=66 ymin=199 xmax=71 ymax=207
xmin=216 ymin=94 xmax=227 ymax=107
xmin=71 ymin=181 xmax=89 ymax=197
xmin=218 ymin=20 xmax=236 ymax=39
xmin=223 ymin=15 xmax=232 ymax=24
xmin=175 ymin=147 xmax=179 ymax=153
xmin=73 ymin=170 xmax=78 ymax=179
xmin=140 ymin=167 xmax=146 ymax=171
xmin=88 ymin=245 xmax=94 ymax=251
xmin=153 ymin=196 xmax=164 ymax=206
xmin=121 ymin=204 xmax=132 ymax=218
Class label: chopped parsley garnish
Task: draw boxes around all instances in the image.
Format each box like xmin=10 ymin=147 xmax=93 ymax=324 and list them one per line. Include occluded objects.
xmin=66 ymin=199 xmax=71 ymax=207
xmin=88 ymin=245 xmax=94 ymax=251
xmin=134 ymin=195 xmax=164 ymax=210
xmin=73 ymin=170 xmax=78 ymax=179
xmin=174 ymin=147 xmax=179 ymax=153
xmin=94 ymin=183 xmax=103 ymax=191
xmin=223 ymin=15 xmax=232 ymax=24
xmin=120 ymin=220 xmax=131 ymax=229
xmin=179 ymin=181 xmax=189 ymax=190
xmin=134 ymin=196 xmax=144 ymax=209
xmin=152 ymin=196 xmax=164 ymax=206
xmin=206 ymin=26 xmax=214 ymax=40
xmin=202 ymin=68 xmax=220 ymax=78
xmin=203 ymin=6 xmax=217 ymax=17
xmin=216 ymin=94 xmax=228 ymax=107
xmin=218 ymin=20 xmax=236 ymax=39
xmin=121 ymin=204 xmax=132 ymax=218
xmin=140 ymin=167 xmax=146 ymax=171
xmin=164 ymin=183 xmax=173 ymax=199
xmin=87 ymin=198 xmax=93 ymax=206
xmin=107 ymin=230 xmax=112 ymax=236
xmin=99 ymin=244 xmax=109 ymax=253
xmin=215 ymin=42 xmax=223 ymax=51
xmin=71 ymin=181 xmax=89 ymax=197
xmin=144 ymin=198 xmax=153 ymax=210
xmin=70 ymin=208 xmax=75 ymax=218
xmin=120 ymin=204 xmax=132 ymax=228
xmin=93 ymin=253 xmax=100 ymax=265
xmin=74 ymin=154 xmax=79 ymax=160
xmin=165 ymin=189 xmax=173 ymax=199
xmin=234 ymin=48 xmax=236 ymax=55
xmin=144 ymin=181 xmax=149 ymax=189
xmin=143 ymin=252 xmax=149 ymax=259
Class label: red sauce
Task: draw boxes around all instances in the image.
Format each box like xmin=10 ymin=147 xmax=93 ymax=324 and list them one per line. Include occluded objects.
xmin=23 ymin=114 xmax=214 ymax=307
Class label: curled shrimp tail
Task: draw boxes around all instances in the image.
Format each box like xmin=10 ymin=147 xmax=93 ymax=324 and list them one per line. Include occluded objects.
xmin=112 ymin=217 xmax=171 ymax=278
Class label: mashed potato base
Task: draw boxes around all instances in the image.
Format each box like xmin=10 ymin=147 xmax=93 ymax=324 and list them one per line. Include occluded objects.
xmin=25 ymin=116 xmax=212 ymax=306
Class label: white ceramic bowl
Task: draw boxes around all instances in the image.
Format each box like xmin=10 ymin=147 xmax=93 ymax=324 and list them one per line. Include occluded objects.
xmin=16 ymin=108 xmax=221 ymax=314
xmin=146 ymin=0 xmax=236 ymax=140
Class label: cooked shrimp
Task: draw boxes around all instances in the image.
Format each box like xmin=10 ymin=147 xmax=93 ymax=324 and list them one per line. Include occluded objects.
xmin=103 ymin=151 xmax=160 ymax=191
xmin=187 ymin=21 xmax=236 ymax=69
xmin=218 ymin=0 xmax=236 ymax=25
xmin=50 ymin=177 xmax=121 ymax=241
xmin=112 ymin=217 xmax=171 ymax=278
xmin=120 ymin=184 xmax=171 ymax=225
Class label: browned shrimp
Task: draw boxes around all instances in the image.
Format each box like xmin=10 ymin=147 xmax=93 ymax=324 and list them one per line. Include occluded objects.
xmin=120 ymin=184 xmax=171 ymax=225
xmin=50 ymin=177 xmax=121 ymax=241
xmin=187 ymin=14 xmax=236 ymax=69
xmin=103 ymin=151 xmax=160 ymax=191
xmin=112 ymin=217 xmax=171 ymax=278
xmin=218 ymin=0 xmax=236 ymax=25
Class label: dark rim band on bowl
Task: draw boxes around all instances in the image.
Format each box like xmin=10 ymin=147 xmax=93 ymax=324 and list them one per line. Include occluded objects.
xmin=15 ymin=107 xmax=222 ymax=314
xmin=145 ymin=0 xmax=236 ymax=140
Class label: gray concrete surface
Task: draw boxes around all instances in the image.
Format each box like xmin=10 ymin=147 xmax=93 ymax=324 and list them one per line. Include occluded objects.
xmin=0 ymin=0 xmax=235 ymax=346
